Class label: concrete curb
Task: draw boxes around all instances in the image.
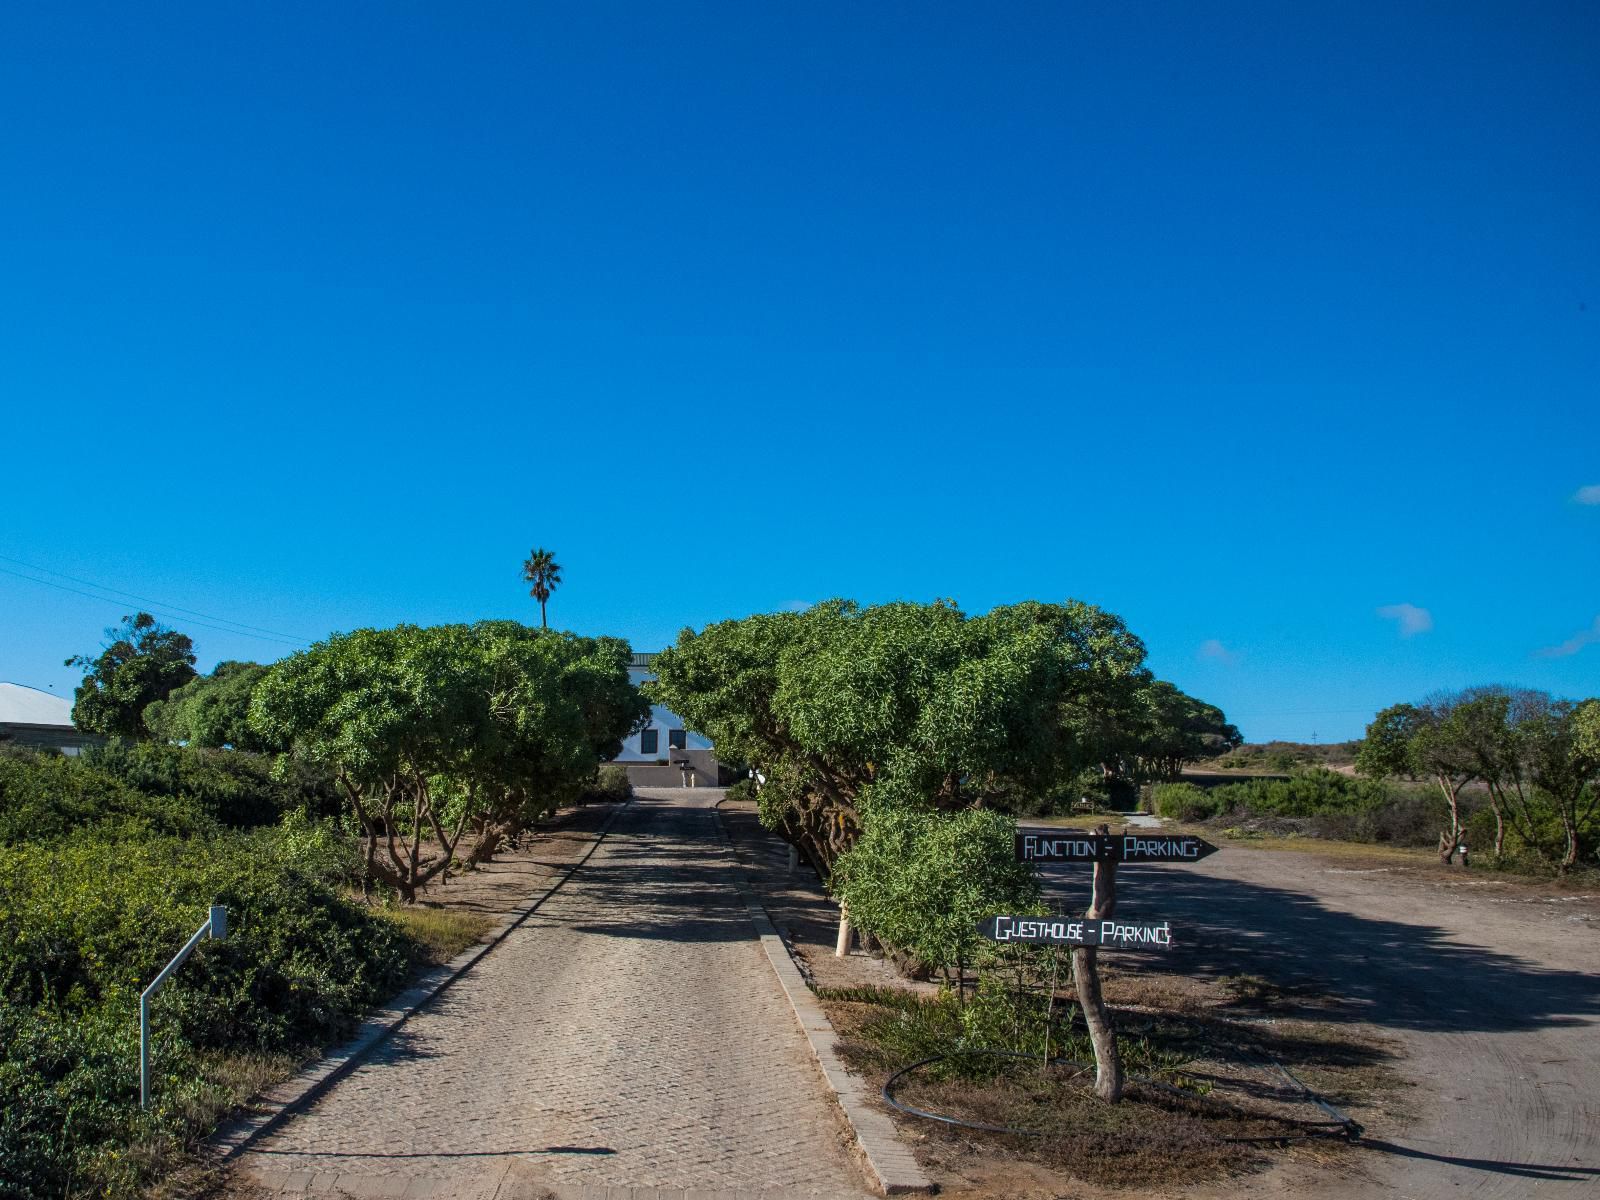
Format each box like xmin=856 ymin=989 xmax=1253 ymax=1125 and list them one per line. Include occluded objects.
xmin=709 ymin=805 xmax=934 ymax=1197
xmin=210 ymin=799 xmax=633 ymax=1162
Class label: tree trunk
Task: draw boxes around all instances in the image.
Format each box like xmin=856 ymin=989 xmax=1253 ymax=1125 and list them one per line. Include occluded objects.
xmin=1434 ymin=775 xmax=1464 ymax=863
xmin=1071 ymin=825 xmax=1123 ymax=1103
xmin=1561 ymin=813 xmax=1579 ymax=873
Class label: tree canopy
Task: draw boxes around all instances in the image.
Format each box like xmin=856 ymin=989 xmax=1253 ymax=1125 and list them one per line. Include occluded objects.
xmin=65 ymin=612 xmax=198 ymax=740
xmin=648 ymin=598 xmax=1154 ymax=871
xmin=1102 ymin=679 xmax=1242 ymax=785
xmin=250 ymin=621 xmax=647 ymax=898
xmin=1359 ymin=686 xmax=1600 ymax=869
xmin=144 ymin=660 xmax=274 ymax=751
xmin=521 ymin=547 xmax=562 ymax=629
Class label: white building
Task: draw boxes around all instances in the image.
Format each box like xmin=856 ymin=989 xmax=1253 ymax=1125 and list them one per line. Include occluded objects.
xmin=613 ymin=653 xmax=722 ymax=785
xmin=0 ymin=682 xmax=101 ymax=755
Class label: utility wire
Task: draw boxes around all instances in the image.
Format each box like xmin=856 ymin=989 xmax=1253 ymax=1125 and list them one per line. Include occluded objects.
xmin=0 ymin=552 xmax=310 ymax=641
xmin=0 ymin=563 xmax=312 ymax=649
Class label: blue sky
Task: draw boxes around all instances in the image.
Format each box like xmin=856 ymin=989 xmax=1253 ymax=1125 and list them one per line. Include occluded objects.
xmin=2 ymin=2 xmax=1595 ymax=742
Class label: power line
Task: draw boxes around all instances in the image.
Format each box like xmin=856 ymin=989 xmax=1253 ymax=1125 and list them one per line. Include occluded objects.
xmin=0 ymin=563 xmax=311 ymax=649
xmin=0 ymin=553 xmax=310 ymax=641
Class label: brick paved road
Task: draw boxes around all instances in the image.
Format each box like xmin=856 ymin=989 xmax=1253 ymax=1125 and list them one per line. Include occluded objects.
xmin=236 ymin=791 xmax=873 ymax=1200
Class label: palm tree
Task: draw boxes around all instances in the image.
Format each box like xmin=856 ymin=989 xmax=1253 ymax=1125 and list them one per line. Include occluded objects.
xmin=521 ymin=548 xmax=562 ymax=628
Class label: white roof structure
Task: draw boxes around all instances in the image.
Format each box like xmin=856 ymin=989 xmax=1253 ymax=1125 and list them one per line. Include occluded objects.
xmin=0 ymin=682 xmax=76 ymax=728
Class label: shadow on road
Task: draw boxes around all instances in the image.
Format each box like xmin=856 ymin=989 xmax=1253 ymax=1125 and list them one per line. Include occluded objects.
xmin=1036 ymin=863 xmax=1600 ymax=1034
xmin=1354 ymin=1138 xmax=1600 ymax=1182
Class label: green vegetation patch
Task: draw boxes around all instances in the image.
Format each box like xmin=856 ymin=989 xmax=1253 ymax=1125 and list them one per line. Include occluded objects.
xmin=0 ymin=798 xmax=414 ymax=1199
xmin=820 ymin=979 xmax=1368 ymax=1188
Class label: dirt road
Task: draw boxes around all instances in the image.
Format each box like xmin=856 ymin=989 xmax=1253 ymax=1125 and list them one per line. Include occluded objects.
xmin=1033 ymin=838 xmax=1600 ymax=1197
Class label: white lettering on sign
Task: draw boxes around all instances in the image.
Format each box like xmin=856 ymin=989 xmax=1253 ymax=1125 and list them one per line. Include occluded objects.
xmin=987 ymin=915 xmax=1170 ymax=947
xmin=1020 ymin=834 xmax=1100 ymax=860
xmin=1097 ymin=920 xmax=1173 ymax=947
xmin=1122 ymin=836 xmax=1199 ymax=859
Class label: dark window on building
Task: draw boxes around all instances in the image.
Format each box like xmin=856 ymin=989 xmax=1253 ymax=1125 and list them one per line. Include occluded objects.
xmin=640 ymin=728 xmax=659 ymax=755
xmin=668 ymin=729 xmax=687 ymax=750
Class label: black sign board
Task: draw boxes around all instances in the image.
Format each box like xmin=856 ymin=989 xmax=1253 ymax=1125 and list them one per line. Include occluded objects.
xmin=1015 ymin=831 xmax=1218 ymax=865
xmin=976 ymin=914 xmax=1175 ymax=950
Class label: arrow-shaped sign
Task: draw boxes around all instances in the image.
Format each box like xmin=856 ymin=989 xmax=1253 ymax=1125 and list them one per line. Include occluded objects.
xmin=976 ymin=914 xmax=1175 ymax=949
xmin=1014 ymin=831 xmax=1218 ymax=864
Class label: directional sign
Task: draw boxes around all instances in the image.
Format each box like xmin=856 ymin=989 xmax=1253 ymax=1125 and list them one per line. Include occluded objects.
xmin=1015 ymin=831 xmax=1217 ymax=864
xmin=1117 ymin=833 xmax=1218 ymax=863
xmin=976 ymin=914 xmax=1175 ymax=950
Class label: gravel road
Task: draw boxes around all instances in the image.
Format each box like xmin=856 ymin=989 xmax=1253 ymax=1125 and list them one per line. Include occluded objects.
xmin=1031 ymin=835 xmax=1600 ymax=1198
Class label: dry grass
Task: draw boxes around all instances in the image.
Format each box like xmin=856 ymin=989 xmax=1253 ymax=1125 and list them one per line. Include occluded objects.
xmin=379 ymin=904 xmax=498 ymax=965
xmin=138 ymin=1051 xmax=297 ymax=1200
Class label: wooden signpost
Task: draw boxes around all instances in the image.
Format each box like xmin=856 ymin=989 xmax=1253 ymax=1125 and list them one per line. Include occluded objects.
xmin=980 ymin=822 xmax=1217 ymax=1103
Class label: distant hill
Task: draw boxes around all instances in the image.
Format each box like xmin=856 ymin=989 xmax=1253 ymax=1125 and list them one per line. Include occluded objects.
xmin=1197 ymin=739 xmax=1361 ymax=774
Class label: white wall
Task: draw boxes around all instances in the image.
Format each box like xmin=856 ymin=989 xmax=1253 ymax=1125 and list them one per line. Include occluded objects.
xmin=612 ymin=667 xmax=714 ymax=763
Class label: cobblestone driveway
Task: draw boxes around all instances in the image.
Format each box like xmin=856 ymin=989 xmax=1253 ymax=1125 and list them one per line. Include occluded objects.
xmin=236 ymin=791 xmax=871 ymax=1200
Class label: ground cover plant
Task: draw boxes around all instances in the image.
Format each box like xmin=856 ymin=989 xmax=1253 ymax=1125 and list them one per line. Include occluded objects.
xmin=0 ymin=813 xmax=414 ymax=1199
xmin=820 ymin=968 xmax=1378 ymax=1189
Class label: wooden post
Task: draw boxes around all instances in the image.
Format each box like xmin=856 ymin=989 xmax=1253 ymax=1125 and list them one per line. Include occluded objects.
xmin=1042 ymin=951 xmax=1059 ymax=1074
xmin=786 ymin=844 xmax=799 ymax=875
xmin=1071 ymin=823 xmax=1124 ymax=1103
xmin=835 ymin=904 xmax=854 ymax=957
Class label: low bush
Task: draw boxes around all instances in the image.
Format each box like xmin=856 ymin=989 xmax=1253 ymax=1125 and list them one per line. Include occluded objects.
xmin=85 ymin=740 xmax=339 ymax=828
xmin=0 ymin=832 xmax=413 ymax=1051
xmin=0 ymin=748 xmax=214 ymax=845
xmin=1205 ymin=769 xmax=1388 ymax=818
xmin=0 ymin=831 xmax=415 ymax=1199
xmin=832 ymin=806 xmax=1039 ymax=979
xmin=580 ymin=763 xmax=632 ymax=805
xmin=723 ymin=777 xmax=758 ymax=805
xmin=1148 ymin=782 xmax=1224 ymax=821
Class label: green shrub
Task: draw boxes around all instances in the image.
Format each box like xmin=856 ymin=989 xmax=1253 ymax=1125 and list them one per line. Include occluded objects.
xmin=85 ymin=741 xmax=339 ymax=828
xmin=0 ymin=1002 xmax=149 ymax=1200
xmin=0 ymin=833 xmax=412 ymax=1051
xmin=723 ymin=777 xmax=758 ymax=804
xmin=0 ymin=748 xmax=214 ymax=845
xmin=580 ymin=763 xmax=632 ymax=805
xmin=1148 ymin=782 xmax=1224 ymax=821
xmin=0 ymin=827 xmax=416 ymax=1199
xmin=253 ymin=809 xmax=363 ymax=889
xmin=832 ymin=806 xmax=1040 ymax=976
xmin=1205 ymin=769 xmax=1388 ymax=817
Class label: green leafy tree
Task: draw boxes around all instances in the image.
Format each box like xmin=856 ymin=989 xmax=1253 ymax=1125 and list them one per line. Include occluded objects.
xmin=250 ymin=622 xmax=645 ymax=898
xmin=144 ymin=660 xmax=273 ymax=751
xmin=1102 ymin=680 xmax=1242 ymax=785
xmin=1448 ymin=687 xmax=1554 ymax=862
xmin=1355 ymin=703 xmax=1422 ymax=780
xmin=521 ymin=547 xmax=563 ymax=628
xmin=1520 ymin=694 xmax=1600 ymax=871
xmin=65 ymin=613 xmax=198 ymax=740
xmin=649 ymin=598 xmax=1150 ymax=875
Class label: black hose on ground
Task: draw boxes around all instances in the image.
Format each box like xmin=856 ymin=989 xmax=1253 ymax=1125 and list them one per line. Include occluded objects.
xmin=880 ymin=1046 xmax=1363 ymax=1143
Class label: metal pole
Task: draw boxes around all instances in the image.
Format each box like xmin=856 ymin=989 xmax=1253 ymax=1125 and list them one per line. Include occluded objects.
xmin=140 ymin=994 xmax=150 ymax=1109
xmin=139 ymin=906 xmax=225 ymax=1109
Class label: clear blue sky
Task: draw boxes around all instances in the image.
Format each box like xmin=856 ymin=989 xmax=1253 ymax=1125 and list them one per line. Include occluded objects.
xmin=3 ymin=3 xmax=1596 ymax=742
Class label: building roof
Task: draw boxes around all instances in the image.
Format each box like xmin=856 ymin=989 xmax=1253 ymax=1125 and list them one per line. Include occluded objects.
xmin=0 ymin=682 xmax=75 ymax=728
